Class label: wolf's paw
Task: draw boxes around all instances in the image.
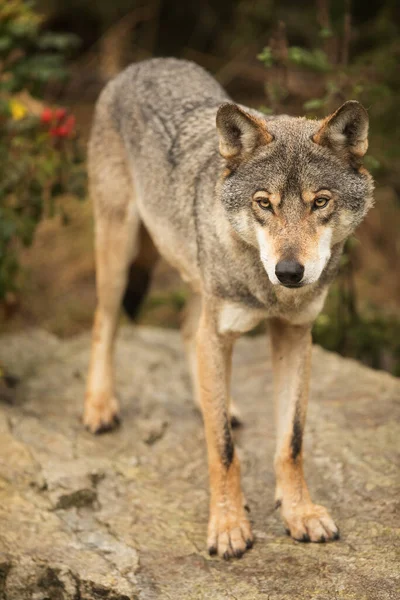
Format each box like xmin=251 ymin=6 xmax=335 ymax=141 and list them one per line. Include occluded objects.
xmin=83 ymin=394 xmax=120 ymax=434
xmin=207 ymin=507 xmax=253 ymax=559
xmin=283 ymin=503 xmax=339 ymax=543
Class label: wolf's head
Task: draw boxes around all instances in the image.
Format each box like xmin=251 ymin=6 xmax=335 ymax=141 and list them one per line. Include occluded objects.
xmin=216 ymin=101 xmax=374 ymax=288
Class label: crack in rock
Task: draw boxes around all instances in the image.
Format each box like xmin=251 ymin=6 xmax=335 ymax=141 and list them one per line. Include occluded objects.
xmin=54 ymin=489 xmax=98 ymax=511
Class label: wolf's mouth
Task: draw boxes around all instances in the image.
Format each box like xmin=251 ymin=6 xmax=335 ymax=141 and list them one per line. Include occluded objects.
xmin=280 ymin=282 xmax=304 ymax=289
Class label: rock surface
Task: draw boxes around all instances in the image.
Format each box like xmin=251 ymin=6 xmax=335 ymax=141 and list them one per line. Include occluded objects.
xmin=0 ymin=326 xmax=399 ymax=600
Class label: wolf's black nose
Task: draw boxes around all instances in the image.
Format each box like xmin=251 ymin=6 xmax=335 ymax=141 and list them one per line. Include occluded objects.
xmin=275 ymin=260 xmax=304 ymax=286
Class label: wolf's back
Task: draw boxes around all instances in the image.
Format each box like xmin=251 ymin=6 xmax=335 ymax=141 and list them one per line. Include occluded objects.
xmin=99 ymin=58 xmax=229 ymax=149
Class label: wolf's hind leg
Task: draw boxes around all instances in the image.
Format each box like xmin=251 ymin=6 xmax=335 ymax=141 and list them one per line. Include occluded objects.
xmin=270 ymin=318 xmax=339 ymax=542
xmin=84 ymin=208 xmax=140 ymax=433
xmin=182 ymin=294 xmax=242 ymax=427
xmin=84 ymin=109 xmax=141 ymax=433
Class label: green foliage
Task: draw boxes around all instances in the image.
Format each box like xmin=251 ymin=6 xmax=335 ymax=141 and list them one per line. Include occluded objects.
xmin=287 ymin=47 xmax=330 ymax=72
xmin=258 ymin=105 xmax=274 ymax=115
xmin=313 ymin=293 xmax=400 ymax=376
xmin=318 ymin=27 xmax=333 ymax=40
xmin=311 ymin=210 xmax=399 ymax=377
xmin=0 ymin=0 xmax=80 ymax=95
xmin=257 ymin=3 xmax=400 ymax=164
xmin=0 ymin=1 xmax=85 ymax=301
xmin=257 ymin=47 xmax=273 ymax=68
xmin=311 ymin=235 xmax=400 ymax=376
xmin=320 ymin=234 xmax=400 ymax=376
xmin=258 ymin=45 xmax=330 ymax=72
xmin=303 ymin=98 xmax=325 ymax=111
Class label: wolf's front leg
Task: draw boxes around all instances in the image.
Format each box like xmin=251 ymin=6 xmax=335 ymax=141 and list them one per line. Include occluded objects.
xmin=196 ymin=305 xmax=253 ymax=559
xmin=269 ymin=318 xmax=339 ymax=543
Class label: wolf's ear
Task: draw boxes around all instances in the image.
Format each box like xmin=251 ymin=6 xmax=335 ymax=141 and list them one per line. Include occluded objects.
xmin=313 ymin=101 xmax=369 ymax=162
xmin=216 ymin=103 xmax=273 ymax=160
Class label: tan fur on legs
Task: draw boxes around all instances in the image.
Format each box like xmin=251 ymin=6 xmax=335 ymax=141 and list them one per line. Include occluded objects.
xmin=84 ymin=110 xmax=141 ymax=433
xmin=181 ymin=293 xmax=202 ymax=409
xmin=182 ymin=294 xmax=242 ymax=427
xmin=196 ymin=304 xmax=252 ymax=558
xmin=84 ymin=213 xmax=140 ymax=433
xmin=270 ymin=318 xmax=339 ymax=542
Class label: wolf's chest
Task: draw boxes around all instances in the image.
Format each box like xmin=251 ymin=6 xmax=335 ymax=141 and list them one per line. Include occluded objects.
xmin=217 ymin=287 xmax=327 ymax=334
xmin=218 ymin=301 xmax=267 ymax=334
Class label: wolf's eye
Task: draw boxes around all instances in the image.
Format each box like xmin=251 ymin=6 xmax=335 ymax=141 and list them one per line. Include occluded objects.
xmin=257 ymin=198 xmax=272 ymax=211
xmin=313 ymin=197 xmax=330 ymax=210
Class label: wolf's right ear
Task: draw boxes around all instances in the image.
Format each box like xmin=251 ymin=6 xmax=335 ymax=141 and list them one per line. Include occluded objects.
xmin=216 ymin=103 xmax=273 ymax=160
xmin=313 ymin=101 xmax=369 ymax=163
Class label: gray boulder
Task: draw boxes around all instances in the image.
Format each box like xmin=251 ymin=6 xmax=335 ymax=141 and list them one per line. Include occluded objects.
xmin=0 ymin=326 xmax=398 ymax=599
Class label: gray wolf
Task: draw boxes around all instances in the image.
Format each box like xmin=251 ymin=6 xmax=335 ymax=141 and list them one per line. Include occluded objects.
xmin=84 ymin=58 xmax=374 ymax=559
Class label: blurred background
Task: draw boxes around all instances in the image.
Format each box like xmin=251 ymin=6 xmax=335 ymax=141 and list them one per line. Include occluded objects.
xmin=1 ymin=0 xmax=399 ymax=376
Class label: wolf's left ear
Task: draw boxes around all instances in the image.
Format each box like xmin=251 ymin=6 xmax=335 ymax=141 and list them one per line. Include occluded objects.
xmin=216 ymin=103 xmax=273 ymax=160
xmin=313 ymin=101 xmax=369 ymax=163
